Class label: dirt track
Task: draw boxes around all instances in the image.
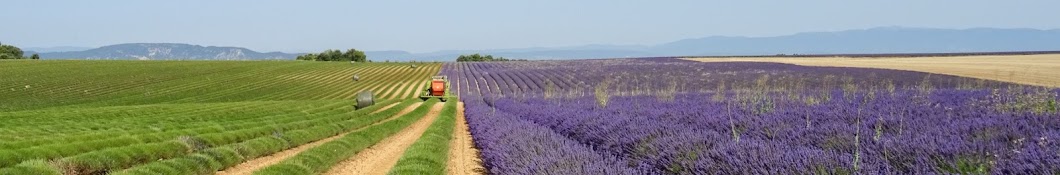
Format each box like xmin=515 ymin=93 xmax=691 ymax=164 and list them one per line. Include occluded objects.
xmin=447 ymin=102 xmax=485 ymax=175
xmin=215 ymin=102 xmax=417 ymax=175
xmin=323 ymin=102 xmax=446 ymax=175
xmin=685 ymin=54 xmax=1060 ymax=88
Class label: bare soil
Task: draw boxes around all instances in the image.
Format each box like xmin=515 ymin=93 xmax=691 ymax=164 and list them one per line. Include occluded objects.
xmin=322 ymin=103 xmax=446 ymax=175
xmin=685 ymin=54 xmax=1060 ymax=88
xmin=446 ymin=102 xmax=486 ymax=175
xmin=215 ymin=102 xmax=421 ymax=175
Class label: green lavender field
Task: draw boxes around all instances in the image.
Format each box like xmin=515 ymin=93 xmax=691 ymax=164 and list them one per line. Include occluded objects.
xmin=0 ymin=60 xmax=454 ymax=175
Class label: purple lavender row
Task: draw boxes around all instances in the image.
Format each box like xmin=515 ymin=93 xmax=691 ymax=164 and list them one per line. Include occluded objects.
xmin=441 ymin=58 xmax=1060 ymax=174
xmin=445 ymin=59 xmax=1007 ymax=97
xmin=462 ymin=96 xmax=657 ymax=174
xmin=481 ymin=88 xmax=1059 ymax=173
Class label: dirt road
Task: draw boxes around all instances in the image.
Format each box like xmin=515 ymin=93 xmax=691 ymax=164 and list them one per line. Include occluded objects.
xmin=446 ymin=102 xmax=485 ymax=175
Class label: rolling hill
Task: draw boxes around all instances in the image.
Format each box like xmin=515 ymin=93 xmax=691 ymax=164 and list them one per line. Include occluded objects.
xmin=27 ymin=27 xmax=1060 ymax=60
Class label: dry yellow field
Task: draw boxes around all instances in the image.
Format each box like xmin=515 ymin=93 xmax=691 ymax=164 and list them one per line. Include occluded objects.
xmin=684 ymin=54 xmax=1060 ymax=88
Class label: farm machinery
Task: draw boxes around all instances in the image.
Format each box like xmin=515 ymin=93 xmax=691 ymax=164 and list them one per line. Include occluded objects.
xmin=353 ymin=91 xmax=374 ymax=110
xmin=419 ymin=76 xmax=453 ymax=102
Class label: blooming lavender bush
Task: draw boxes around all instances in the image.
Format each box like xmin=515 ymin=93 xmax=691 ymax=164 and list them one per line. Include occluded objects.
xmin=463 ymin=95 xmax=657 ymax=174
xmin=442 ymin=58 xmax=1060 ymax=174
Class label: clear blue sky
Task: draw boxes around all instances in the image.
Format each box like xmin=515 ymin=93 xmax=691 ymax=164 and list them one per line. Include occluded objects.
xmin=2 ymin=0 xmax=1058 ymax=53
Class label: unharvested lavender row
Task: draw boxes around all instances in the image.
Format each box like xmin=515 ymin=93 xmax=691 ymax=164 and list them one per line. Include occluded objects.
xmin=441 ymin=58 xmax=1060 ymax=174
xmin=440 ymin=58 xmax=1010 ymax=98
xmin=480 ymin=91 xmax=1059 ymax=174
xmin=462 ymin=97 xmax=656 ymax=174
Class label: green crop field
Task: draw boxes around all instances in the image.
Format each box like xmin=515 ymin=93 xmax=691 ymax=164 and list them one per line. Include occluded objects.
xmin=0 ymin=60 xmax=440 ymax=111
xmin=0 ymin=60 xmax=448 ymax=175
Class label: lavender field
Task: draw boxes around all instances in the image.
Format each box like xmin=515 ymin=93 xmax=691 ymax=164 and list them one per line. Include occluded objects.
xmin=441 ymin=58 xmax=1060 ymax=174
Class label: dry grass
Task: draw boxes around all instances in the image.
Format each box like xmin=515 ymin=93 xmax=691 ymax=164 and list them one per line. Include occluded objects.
xmin=684 ymin=54 xmax=1060 ymax=88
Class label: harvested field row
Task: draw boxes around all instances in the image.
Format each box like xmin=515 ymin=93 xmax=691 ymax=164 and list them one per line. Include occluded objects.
xmin=214 ymin=101 xmax=410 ymax=175
xmin=252 ymin=100 xmax=442 ymax=175
xmin=0 ymin=61 xmax=441 ymax=111
xmin=0 ymin=60 xmax=446 ymax=175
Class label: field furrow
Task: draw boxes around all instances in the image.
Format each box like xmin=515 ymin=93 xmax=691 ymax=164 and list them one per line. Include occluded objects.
xmin=444 ymin=102 xmax=484 ymax=175
xmin=322 ymin=103 xmax=445 ymax=175
xmin=213 ymin=102 xmax=404 ymax=175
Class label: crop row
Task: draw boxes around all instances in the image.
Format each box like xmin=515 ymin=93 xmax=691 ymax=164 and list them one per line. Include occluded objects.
xmin=441 ymin=58 xmax=1060 ymax=174
xmin=0 ymin=61 xmax=440 ymax=111
xmin=388 ymin=98 xmax=459 ymax=174
xmin=481 ymin=91 xmax=1058 ymax=173
xmin=254 ymin=100 xmax=441 ymax=175
xmin=0 ymin=100 xmax=327 ymax=142
xmin=461 ymin=96 xmax=655 ymax=174
xmin=0 ymin=99 xmax=403 ymax=175
xmin=442 ymin=59 xmax=1014 ymax=98
xmin=106 ymin=99 xmax=414 ymax=175
xmin=0 ymin=100 xmax=351 ymax=167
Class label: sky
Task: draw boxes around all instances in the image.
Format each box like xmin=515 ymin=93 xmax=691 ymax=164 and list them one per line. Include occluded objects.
xmin=2 ymin=0 xmax=1058 ymax=53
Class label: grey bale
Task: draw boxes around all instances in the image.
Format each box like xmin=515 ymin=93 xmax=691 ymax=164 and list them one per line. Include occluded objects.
xmin=354 ymin=91 xmax=374 ymax=110
xmin=352 ymin=74 xmax=361 ymax=81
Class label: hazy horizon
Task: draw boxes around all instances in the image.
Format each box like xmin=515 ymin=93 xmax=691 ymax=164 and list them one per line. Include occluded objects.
xmin=3 ymin=0 xmax=1059 ymax=53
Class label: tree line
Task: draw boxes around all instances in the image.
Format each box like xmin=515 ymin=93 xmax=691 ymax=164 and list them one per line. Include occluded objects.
xmin=296 ymin=49 xmax=367 ymax=62
xmin=0 ymin=43 xmax=39 ymax=60
xmin=455 ymin=54 xmax=526 ymax=62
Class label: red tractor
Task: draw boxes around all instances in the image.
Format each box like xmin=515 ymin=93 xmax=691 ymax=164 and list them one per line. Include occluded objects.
xmin=419 ymin=76 xmax=452 ymax=102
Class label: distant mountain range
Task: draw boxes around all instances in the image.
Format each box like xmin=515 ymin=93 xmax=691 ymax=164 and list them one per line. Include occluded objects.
xmin=28 ymin=27 xmax=1060 ymax=61
xmin=23 ymin=46 xmax=94 ymax=53
xmin=33 ymin=43 xmax=299 ymax=60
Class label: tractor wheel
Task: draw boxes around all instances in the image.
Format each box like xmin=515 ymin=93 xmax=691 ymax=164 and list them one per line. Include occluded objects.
xmin=440 ymin=98 xmax=447 ymax=102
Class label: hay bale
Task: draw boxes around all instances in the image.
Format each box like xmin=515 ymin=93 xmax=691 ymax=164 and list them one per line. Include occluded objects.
xmin=355 ymin=91 xmax=374 ymax=110
xmin=352 ymin=74 xmax=361 ymax=81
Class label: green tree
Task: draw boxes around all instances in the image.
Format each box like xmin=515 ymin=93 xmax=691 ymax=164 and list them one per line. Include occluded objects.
xmin=31 ymin=54 xmax=39 ymax=60
xmin=455 ymin=53 xmax=522 ymax=62
xmin=320 ymin=49 xmax=342 ymax=61
xmin=0 ymin=43 xmax=24 ymax=59
xmin=297 ymin=48 xmax=369 ymax=62
xmin=296 ymin=53 xmax=316 ymax=61
xmin=343 ymin=49 xmax=366 ymax=62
